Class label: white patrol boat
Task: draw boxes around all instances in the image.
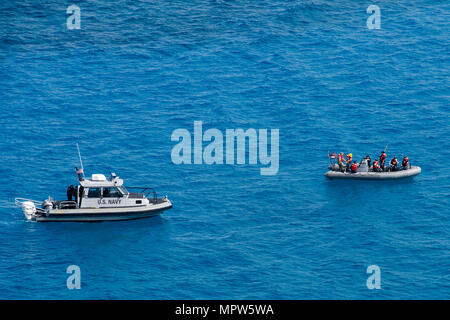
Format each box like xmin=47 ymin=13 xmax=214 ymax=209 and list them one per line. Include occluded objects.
xmin=15 ymin=144 xmax=172 ymax=222
xmin=15 ymin=172 xmax=172 ymax=222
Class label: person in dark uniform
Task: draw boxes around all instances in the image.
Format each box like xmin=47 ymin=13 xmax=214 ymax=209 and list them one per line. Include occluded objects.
xmin=67 ymin=185 xmax=74 ymax=201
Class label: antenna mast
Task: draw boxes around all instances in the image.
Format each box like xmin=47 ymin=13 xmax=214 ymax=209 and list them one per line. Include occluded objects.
xmin=76 ymin=143 xmax=86 ymax=179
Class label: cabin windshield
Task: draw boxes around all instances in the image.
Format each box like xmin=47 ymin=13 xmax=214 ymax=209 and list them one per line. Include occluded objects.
xmin=103 ymin=187 xmax=122 ymax=198
xmin=118 ymin=186 xmax=128 ymax=195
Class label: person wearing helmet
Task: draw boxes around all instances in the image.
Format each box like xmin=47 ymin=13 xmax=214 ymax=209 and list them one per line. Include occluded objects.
xmin=346 ymin=153 xmax=353 ymax=172
xmin=379 ymin=151 xmax=387 ymax=171
xmin=337 ymin=152 xmax=345 ymax=172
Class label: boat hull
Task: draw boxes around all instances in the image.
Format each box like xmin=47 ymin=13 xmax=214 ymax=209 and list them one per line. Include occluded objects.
xmin=324 ymin=166 xmax=421 ymax=180
xmin=36 ymin=201 xmax=172 ymax=222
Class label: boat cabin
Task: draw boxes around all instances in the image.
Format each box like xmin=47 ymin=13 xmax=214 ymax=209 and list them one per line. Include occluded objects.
xmin=69 ymin=173 xmax=149 ymax=209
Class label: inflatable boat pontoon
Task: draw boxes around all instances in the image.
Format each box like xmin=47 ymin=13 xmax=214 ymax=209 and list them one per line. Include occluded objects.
xmin=325 ymin=165 xmax=421 ymax=180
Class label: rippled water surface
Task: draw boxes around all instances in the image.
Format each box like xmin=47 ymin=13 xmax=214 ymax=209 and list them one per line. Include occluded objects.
xmin=0 ymin=0 xmax=449 ymax=299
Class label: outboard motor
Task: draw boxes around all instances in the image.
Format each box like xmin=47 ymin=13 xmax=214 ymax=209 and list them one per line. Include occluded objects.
xmin=42 ymin=199 xmax=53 ymax=217
xmin=21 ymin=201 xmax=36 ymax=220
xmin=359 ymin=161 xmax=369 ymax=172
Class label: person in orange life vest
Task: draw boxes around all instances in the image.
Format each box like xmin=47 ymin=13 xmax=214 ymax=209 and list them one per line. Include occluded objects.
xmin=346 ymin=153 xmax=353 ymax=171
xmin=350 ymin=161 xmax=358 ymax=173
xmin=379 ymin=151 xmax=387 ymax=171
xmin=338 ymin=152 xmax=345 ymax=172
xmin=401 ymin=156 xmax=409 ymax=170
xmin=389 ymin=156 xmax=399 ymax=171
xmin=372 ymin=159 xmax=381 ymax=172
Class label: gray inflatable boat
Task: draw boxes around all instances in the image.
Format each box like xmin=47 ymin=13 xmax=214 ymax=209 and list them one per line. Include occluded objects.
xmin=325 ymin=164 xmax=421 ymax=180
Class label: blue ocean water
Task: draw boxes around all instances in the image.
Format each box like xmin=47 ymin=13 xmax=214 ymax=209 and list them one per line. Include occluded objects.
xmin=0 ymin=0 xmax=449 ymax=299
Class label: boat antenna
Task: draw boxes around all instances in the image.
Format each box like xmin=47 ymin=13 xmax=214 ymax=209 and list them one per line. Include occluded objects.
xmin=76 ymin=143 xmax=86 ymax=179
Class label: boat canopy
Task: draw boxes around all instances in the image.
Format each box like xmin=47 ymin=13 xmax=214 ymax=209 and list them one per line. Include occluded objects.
xmin=79 ymin=173 xmax=124 ymax=187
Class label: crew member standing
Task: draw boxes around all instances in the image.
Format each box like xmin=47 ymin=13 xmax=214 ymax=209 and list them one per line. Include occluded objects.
xmin=346 ymin=153 xmax=353 ymax=172
xmin=379 ymin=151 xmax=387 ymax=171
xmin=338 ymin=152 xmax=345 ymax=172
xmin=67 ymin=185 xmax=74 ymax=201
